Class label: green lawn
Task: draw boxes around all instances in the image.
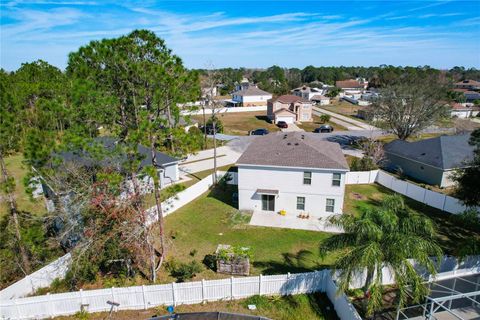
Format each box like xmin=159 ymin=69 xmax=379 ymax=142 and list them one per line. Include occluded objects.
xmin=157 ymin=185 xmax=333 ymax=283
xmin=297 ymin=115 xmax=347 ymax=132
xmin=192 ymin=111 xmax=280 ymax=136
xmin=0 ymin=154 xmax=47 ymax=217
xmin=55 ymin=293 xmax=338 ymax=320
xmin=345 ymin=184 xmax=479 ymax=255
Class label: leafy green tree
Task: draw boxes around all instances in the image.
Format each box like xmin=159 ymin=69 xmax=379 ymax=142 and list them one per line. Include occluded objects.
xmin=319 ymin=114 xmax=331 ymax=123
xmin=320 ymin=195 xmax=442 ymax=316
xmin=453 ymin=128 xmax=480 ymax=206
xmin=67 ymin=30 xmax=200 ymax=281
xmin=325 ymin=87 xmax=340 ymax=98
xmin=0 ymin=70 xmax=32 ymax=274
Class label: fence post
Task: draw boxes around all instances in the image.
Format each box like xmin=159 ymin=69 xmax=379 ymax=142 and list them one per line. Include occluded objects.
xmin=442 ymin=195 xmax=447 ymax=212
xmin=202 ymin=279 xmax=206 ymax=303
xmin=80 ymin=289 xmax=84 ymax=306
xmin=171 ymin=282 xmax=176 ymax=306
xmin=142 ymin=285 xmax=147 ymax=310
xmin=230 ymin=276 xmax=234 ymax=300
xmin=111 ymin=287 xmax=115 ymax=311
xmin=47 ymin=292 xmax=53 ymax=318
xmin=258 ymin=274 xmax=263 ymax=295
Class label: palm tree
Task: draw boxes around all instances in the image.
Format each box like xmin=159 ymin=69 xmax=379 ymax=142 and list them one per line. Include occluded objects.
xmin=320 ymin=194 xmax=442 ymax=316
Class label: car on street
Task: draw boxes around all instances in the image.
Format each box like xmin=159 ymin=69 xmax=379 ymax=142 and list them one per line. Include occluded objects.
xmin=276 ymin=121 xmax=288 ymax=128
xmin=314 ymin=125 xmax=334 ymax=133
xmin=250 ymin=128 xmax=269 ymax=136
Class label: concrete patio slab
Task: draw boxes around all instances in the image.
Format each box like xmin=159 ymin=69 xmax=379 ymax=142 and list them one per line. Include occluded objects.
xmin=249 ymin=211 xmax=343 ymax=233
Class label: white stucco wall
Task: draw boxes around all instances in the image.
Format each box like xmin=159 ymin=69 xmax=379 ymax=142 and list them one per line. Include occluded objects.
xmin=238 ymin=165 xmax=347 ymax=217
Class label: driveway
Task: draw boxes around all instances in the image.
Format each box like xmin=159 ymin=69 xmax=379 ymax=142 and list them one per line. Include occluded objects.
xmin=281 ymin=123 xmax=304 ymax=132
xmin=313 ymin=106 xmax=379 ymax=131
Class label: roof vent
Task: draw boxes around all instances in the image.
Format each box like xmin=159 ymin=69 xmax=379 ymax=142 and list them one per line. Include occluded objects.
xmin=283 ymin=134 xmax=288 ymax=139
xmin=287 ymin=142 xmax=291 ymax=145
xmin=301 ymin=134 xmax=305 ymax=139
xmin=294 ymin=143 xmax=299 ymax=146
xmin=421 ymin=153 xmax=426 ymax=156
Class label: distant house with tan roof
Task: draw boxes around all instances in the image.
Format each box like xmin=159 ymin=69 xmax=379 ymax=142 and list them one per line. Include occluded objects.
xmin=454 ymin=79 xmax=480 ymax=91
xmin=290 ymin=85 xmax=327 ymax=101
xmin=450 ymin=102 xmax=480 ymax=118
xmin=237 ymin=132 xmax=349 ymax=217
xmin=267 ymin=94 xmax=313 ymax=124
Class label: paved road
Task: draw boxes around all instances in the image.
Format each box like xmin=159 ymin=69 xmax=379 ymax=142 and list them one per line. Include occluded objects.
xmin=313 ymin=106 xmax=379 ymax=131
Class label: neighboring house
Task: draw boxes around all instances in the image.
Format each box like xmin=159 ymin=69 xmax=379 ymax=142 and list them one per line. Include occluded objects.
xmin=237 ymin=132 xmax=349 ymax=217
xmin=267 ymin=94 xmax=313 ymax=124
xmin=450 ymin=103 xmax=480 ymax=118
xmin=229 ymin=86 xmax=273 ymax=107
xmin=311 ymin=95 xmax=331 ymax=105
xmin=291 ymin=86 xmax=327 ymax=100
xmin=384 ymin=134 xmax=475 ymax=188
xmin=454 ymin=79 xmax=480 ymax=91
xmin=336 ymin=79 xmax=368 ymax=98
xmin=464 ymin=91 xmax=480 ymax=103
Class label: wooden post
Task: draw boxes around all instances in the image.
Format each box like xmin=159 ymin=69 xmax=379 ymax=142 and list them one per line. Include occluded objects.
xmin=171 ymin=282 xmax=176 ymax=306
xmin=202 ymin=279 xmax=206 ymax=303
xmin=142 ymin=285 xmax=147 ymax=310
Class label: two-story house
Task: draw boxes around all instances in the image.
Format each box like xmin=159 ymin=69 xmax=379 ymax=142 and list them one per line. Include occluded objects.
xmin=291 ymin=86 xmax=327 ymax=101
xmin=267 ymin=95 xmax=313 ymax=124
xmin=237 ymin=132 xmax=349 ymax=218
xmin=229 ymin=81 xmax=273 ymax=107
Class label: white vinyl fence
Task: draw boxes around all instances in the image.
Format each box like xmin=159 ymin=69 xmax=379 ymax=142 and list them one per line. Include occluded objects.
xmin=345 ymin=170 xmax=470 ymax=215
xmin=0 ymin=271 xmax=327 ymax=320
xmin=0 ymin=172 xmax=225 ymax=300
xmin=181 ymin=106 xmax=267 ymax=116
xmin=0 ymin=254 xmax=71 ymax=300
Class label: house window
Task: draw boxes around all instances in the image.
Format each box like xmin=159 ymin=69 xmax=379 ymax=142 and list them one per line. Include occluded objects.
xmin=302 ymin=113 xmax=309 ymax=120
xmin=297 ymin=197 xmax=305 ymax=210
xmin=332 ymin=173 xmax=341 ymax=186
xmin=303 ymin=172 xmax=312 ymax=185
xmin=326 ymin=199 xmax=335 ymax=212
xmin=303 ymin=104 xmax=309 ymax=109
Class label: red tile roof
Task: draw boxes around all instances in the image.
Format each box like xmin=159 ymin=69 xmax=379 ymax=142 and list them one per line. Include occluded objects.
xmin=272 ymin=94 xmax=309 ymax=104
xmin=335 ymin=80 xmax=363 ymax=89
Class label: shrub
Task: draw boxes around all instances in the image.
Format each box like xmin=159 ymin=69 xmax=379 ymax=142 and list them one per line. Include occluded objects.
xmin=319 ymin=114 xmax=331 ymax=123
xmin=202 ymin=254 xmax=217 ymax=271
xmin=350 ymin=157 xmax=378 ymax=171
xmin=206 ymin=117 xmax=224 ymax=133
xmin=165 ymin=259 xmax=203 ymax=282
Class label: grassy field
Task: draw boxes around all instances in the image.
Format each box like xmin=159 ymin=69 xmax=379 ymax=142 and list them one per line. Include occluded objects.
xmin=344 ymin=184 xmax=478 ymax=255
xmin=0 ymin=154 xmax=46 ymax=217
xmin=322 ymin=101 xmax=365 ymax=119
xmin=54 ymin=293 xmax=338 ymax=320
xmin=192 ymin=111 xmax=280 ymax=136
xmin=297 ymin=115 xmax=347 ymax=132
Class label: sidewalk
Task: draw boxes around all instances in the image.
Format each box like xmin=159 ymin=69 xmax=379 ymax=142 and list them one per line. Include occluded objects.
xmin=313 ymin=106 xmax=378 ymax=131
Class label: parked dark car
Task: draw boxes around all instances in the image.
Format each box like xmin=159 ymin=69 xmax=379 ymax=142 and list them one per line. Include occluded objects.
xmin=202 ymin=124 xmax=222 ymax=135
xmin=250 ymin=128 xmax=269 ymax=136
xmin=277 ymin=121 xmax=288 ymax=128
xmin=314 ymin=125 xmax=334 ymax=133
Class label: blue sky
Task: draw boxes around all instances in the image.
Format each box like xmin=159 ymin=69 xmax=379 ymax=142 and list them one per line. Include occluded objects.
xmin=1 ymin=0 xmax=479 ymax=71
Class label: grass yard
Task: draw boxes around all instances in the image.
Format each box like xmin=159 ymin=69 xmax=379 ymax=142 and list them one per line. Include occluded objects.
xmin=192 ymin=111 xmax=280 ymax=136
xmin=0 ymin=154 xmax=47 ymax=217
xmin=297 ymin=115 xmax=347 ymax=132
xmin=322 ymin=101 xmax=366 ymax=120
xmin=54 ymin=293 xmax=338 ymax=320
xmin=155 ymin=185 xmax=333 ymax=283
xmin=344 ymin=184 xmax=479 ymax=255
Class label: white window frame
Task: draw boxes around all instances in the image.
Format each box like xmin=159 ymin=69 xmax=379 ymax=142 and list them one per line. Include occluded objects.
xmin=297 ymin=197 xmax=305 ymax=210
xmin=303 ymin=171 xmax=312 ymax=185
xmin=332 ymin=173 xmax=341 ymax=186
xmin=326 ymin=199 xmax=335 ymax=213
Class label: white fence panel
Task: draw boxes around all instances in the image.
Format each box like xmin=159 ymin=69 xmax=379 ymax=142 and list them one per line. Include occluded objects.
xmin=376 ymin=170 xmax=394 ymax=188
xmin=423 ymin=189 xmax=446 ymax=211
xmin=390 ymin=178 xmax=408 ymax=195
xmin=443 ymin=196 xmax=468 ymax=214
xmin=345 ymin=170 xmax=378 ymax=185
xmin=233 ymin=277 xmax=259 ymax=299
xmin=405 ymin=182 xmax=426 ymax=203
xmin=181 ymin=106 xmax=267 ymax=116
xmin=144 ymin=284 xmax=174 ymax=308
xmin=324 ymin=274 xmax=362 ymax=320
xmin=0 ymin=253 xmax=72 ymax=300
xmin=204 ymin=278 xmax=231 ymax=302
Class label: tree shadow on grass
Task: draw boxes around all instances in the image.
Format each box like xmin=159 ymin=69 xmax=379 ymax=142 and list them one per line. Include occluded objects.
xmin=253 ymin=250 xmax=330 ymax=275
xmin=207 ymin=183 xmax=237 ymax=208
xmin=255 ymin=115 xmax=273 ymax=124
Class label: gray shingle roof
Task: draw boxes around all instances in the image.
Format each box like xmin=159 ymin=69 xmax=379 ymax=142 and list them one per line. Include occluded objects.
xmin=384 ymin=134 xmax=474 ymax=170
xmin=55 ymin=137 xmax=179 ymax=171
xmin=232 ymin=86 xmax=272 ymax=97
xmin=237 ymin=132 xmax=349 ymax=170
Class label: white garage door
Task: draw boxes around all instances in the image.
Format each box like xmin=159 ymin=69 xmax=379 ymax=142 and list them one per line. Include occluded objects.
xmin=276 ymin=116 xmax=295 ymax=124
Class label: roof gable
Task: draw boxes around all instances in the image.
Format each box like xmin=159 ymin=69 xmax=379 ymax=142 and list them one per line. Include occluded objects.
xmin=384 ymin=134 xmax=474 ymax=170
xmin=237 ymin=132 xmax=349 ymax=170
